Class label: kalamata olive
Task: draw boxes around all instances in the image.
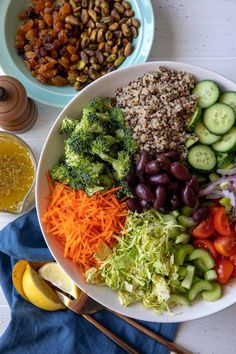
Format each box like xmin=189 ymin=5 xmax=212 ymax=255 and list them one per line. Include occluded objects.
xmin=156 ymin=155 xmax=171 ymax=171
xmin=135 ymin=183 xmax=155 ymax=201
xmin=182 ymin=185 xmax=196 ymax=208
xmin=126 ymin=170 xmax=139 ymax=188
xmin=139 ymin=200 xmax=151 ymax=210
xmin=170 ymin=162 xmax=190 ymax=181
xmin=136 ymin=151 xmax=149 ymax=174
xmin=127 ymin=198 xmax=141 ymax=212
xmin=158 ymin=205 xmax=169 ymax=214
xmin=166 ymin=181 xmax=179 ymax=194
xmin=193 ymin=206 xmax=209 ymax=223
xmin=145 ymin=160 xmax=161 ymax=175
xmin=153 ymin=186 xmax=166 ymax=209
xmin=170 ymin=193 xmax=182 ymax=210
xmin=160 ymin=151 xmax=180 ymax=161
xmin=148 ymin=173 xmax=170 ymax=185
xmin=187 ymin=175 xmax=200 ymax=194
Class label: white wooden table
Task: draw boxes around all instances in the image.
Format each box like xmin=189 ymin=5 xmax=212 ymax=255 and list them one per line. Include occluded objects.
xmin=1 ymin=1 xmax=236 ymax=353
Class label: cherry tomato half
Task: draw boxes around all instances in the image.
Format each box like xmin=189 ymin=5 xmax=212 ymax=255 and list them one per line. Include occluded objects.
xmin=212 ymin=207 xmax=231 ymax=236
xmin=229 ymin=255 xmax=236 ymax=278
xmin=193 ymin=239 xmax=218 ymax=260
xmin=215 ymin=259 xmax=234 ymax=284
xmin=192 ymin=217 xmax=215 ymax=238
xmin=214 ymin=235 xmax=236 ymax=257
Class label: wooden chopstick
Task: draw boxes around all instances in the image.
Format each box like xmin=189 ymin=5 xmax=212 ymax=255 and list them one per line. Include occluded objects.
xmin=113 ymin=312 xmax=192 ymax=354
xmin=83 ymin=314 xmax=140 ymax=354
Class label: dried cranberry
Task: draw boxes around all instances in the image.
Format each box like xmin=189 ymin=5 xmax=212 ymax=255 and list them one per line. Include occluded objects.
xmin=25 ymin=7 xmax=38 ymax=19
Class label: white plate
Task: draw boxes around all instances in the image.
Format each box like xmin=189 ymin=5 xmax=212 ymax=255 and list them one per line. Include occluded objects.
xmin=36 ymin=61 xmax=236 ymax=323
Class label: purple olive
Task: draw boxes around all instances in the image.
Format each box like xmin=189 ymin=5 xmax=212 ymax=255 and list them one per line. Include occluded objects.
xmin=148 ymin=173 xmax=170 ymax=185
xmin=135 ymin=183 xmax=155 ymax=201
xmin=187 ymin=175 xmax=200 ymax=195
xmin=139 ymin=199 xmax=151 ymax=210
xmin=145 ymin=160 xmax=161 ymax=175
xmin=170 ymin=193 xmax=182 ymax=210
xmin=127 ymin=198 xmax=141 ymax=212
xmin=153 ymin=186 xmax=166 ymax=209
xmin=182 ymin=185 xmax=196 ymax=208
xmin=170 ymin=162 xmax=190 ymax=181
xmin=193 ymin=206 xmax=209 ymax=223
xmin=166 ymin=181 xmax=179 ymax=194
xmin=156 ymin=155 xmax=171 ymax=171
xmin=160 ymin=151 xmax=180 ymax=161
xmin=126 ymin=170 xmax=139 ymax=188
xmin=136 ymin=151 xmax=149 ymax=174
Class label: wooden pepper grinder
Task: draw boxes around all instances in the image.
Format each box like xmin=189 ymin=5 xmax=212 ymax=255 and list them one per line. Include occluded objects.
xmin=0 ymin=76 xmax=37 ymax=133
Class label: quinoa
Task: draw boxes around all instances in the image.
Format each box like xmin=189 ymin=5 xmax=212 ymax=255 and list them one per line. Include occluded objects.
xmin=114 ymin=66 xmax=197 ymax=159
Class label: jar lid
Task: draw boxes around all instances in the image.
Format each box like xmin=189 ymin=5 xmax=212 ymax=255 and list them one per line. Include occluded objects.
xmin=0 ymin=76 xmax=27 ymax=123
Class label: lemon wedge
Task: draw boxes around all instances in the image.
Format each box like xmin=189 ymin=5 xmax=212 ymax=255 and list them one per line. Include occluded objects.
xmin=22 ymin=264 xmax=65 ymax=311
xmin=38 ymin=262 xmax=81 ymax=299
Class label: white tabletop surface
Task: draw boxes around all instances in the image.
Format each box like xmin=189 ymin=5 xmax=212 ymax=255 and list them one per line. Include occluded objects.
xmin=1 ymin=0 xmax=236 ymax=353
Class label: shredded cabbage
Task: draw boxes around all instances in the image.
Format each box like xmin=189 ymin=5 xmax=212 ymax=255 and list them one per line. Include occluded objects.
xmin=85 ymin=210 xmax=181 ymax=312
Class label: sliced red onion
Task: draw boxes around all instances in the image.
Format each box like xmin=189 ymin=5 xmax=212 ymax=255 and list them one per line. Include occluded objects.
xmin=199 ymin=176 xmax=236 ymax=197
xmin=217 ymin=168 xmax=236 ymax=175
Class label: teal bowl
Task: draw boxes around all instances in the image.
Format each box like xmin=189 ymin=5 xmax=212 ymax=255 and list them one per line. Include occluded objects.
xmin=0 ymin=0 xmax=154 ymax=108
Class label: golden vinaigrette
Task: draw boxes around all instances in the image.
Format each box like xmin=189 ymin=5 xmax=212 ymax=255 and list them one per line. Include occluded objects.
xmin=0 ymin=134 xmax=35 ymax=213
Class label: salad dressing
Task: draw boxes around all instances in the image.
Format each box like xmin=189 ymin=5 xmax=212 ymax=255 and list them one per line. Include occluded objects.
xmin=0 ymin=135 xmax=35 ymax=212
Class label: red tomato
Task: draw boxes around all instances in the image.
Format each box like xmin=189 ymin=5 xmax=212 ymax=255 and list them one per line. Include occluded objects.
xmin=214 ymin=235 xmax=236 ymax=257
xmin=212 ymin=207 xmax=231 ymax=236
xmin=215 ymin=259 xmax=234 ymax=284
xmin=193 ymin=239 xmax=218 ymax=260
xmin=192 ymin=217 xmax=215 ymax=238
xmin=229 ymin=255 xmax=236 ymax=278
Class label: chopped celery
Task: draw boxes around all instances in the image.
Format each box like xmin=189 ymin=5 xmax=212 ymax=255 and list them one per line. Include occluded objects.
xmin=204 ymin=269 xmax=217 ymax=281
xmin=192 ymin=275 xmax=201 ymax=283
xmin=167 ymin=294 xmax=190 ymax=307
xmin=178 ymin=215 xmax=195 ymax=228
xmin=180 ymin=206 xmax=194 ymax=217
xmin=175 ymin=233 xmax=190 ymax=245
xmin=181 ymin=265 xmax=195 ymax=289
xmin=171 ymin=210 xmax=181 ymax=218
xmin=178 ymin=266 xmax=187 ymax=278
xmin=194 ymin=259 xmax=209 ymax=272
xmin=189 ymin=249 xmax=215 ymax=270
xmin=175 ymin=244 xmax=195 ymax=266
xmin=209 ymin=173 xmax=219 ymax=182
xmin=202 ymin=282 xmax=222 ymax=302
xmin=189 ymin=280 xmax=213 ymax=301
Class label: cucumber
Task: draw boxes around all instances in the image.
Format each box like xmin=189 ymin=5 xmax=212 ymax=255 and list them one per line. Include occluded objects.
xmin=187 ymin=107 xmax=202 ymax=132
xmin=188 ymin=145 xmax=216 ymax=171
xmin=194 ymin=121 xmax=221 ymax=145
xmin=216 ymin=152 xmax=234 ymax=168
xmin=203 ymin=103 xmax=235 ymax=135
xmin=186 ymin=136 xmax=198 ymax=148
xmin=202 ymin=282 xmax=221 ymax=302
xmin=219 ymin=91 xmax=236 ymax=114
xmin=212 ymin=127 xmax=236 ymax=153
xmin=192 ymin=80 xmax=220 ymax=108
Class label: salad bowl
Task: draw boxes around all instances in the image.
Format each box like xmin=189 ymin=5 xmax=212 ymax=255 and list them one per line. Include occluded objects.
xmin=36 ymin=61 xmax=236 ymax=323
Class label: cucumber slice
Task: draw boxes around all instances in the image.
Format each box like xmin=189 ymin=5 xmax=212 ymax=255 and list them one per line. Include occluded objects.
xmin=189 ymin=280 xmax=213 ymax=301
xmin=181 ymin=265 xmax=195 ymax=289
xmin=202 ymin=282 xmax=222 ymax=302
xmin=186 ymin=136 xmax=199 ymax=148
xmin=194 ymin=121 xmax=220 ymax=145
xmin=192 ymin=80 xmax=220 ymax=108
xmin=212 ymin=127 xmax=236 ymax=153
xmin=203 ymin=103 xmax=235 ymax=135
xmin=187 ymin=107 xmax=202 ymax=132
xmin=219 ymin=91 xmax=236 ymax=114
xmin=188 ymin=145 xmax=216 ymax=171
xmin=204 ymin=269 xmax=217 ymax=281
xmin=167 ymin=294 xmax=190 ymax=307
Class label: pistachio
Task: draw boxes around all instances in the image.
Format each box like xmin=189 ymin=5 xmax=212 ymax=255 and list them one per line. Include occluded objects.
xmin=92 ymin=63 xmax=101 ymax=71
xmin=119 ymin=18 xmax=128 ymax=25
xmin=98 ymin=42 xmax=105 ymax=50
xmin=90 ymin=29 xmax=98 ymax=42
xmin=126 ymin=18 xmax=132 ymax=26
xmin=130 ymin=26 xmax=138 ymax=38
xmin=101 ymin=16 xmax=114 ymax=24
xmin=96 ymin=22 xmax=107 ymax=29
xmin=121 ymin=23 xmax=131 ymax=37
xmin=84 ymin=48 xmax=95 ymax=56
xmin=124 ymin=9 xmax=134 ymax=17
xmin=81 ymin=0 xmax=88 ymax=8
xmin=111 ymin=9 xmax=120 ymax=22
xmin=124 ymin=42 xmax=133 ymax=56
xmin=89 ymin=56 xmax=97 ymax=64
xmin=116 ymin=37 xmax=122 ymax=46
xmin=111 ymin=45 xmax=118 ymax=54
xmin=81 ymin=37 xmax=90 ymax=48
xmin=122 ymin=1 xmax=131 ymax=10
xmin=81 ymin=51 xmax=89 ymax=64
xmin=105 ymin=31 xmax=113 ymax=41
xmin=101 ymin=4 xmax=109 ymax=17
xmin=106 ymin=53 xmax=117 ymax=63
xmin=88 ymin=9 xmax=98 ymax=22
xmin=96 ymin=50 xmax=104 ymax=64
xmin=118 ymin=48 xmax=124 ymax=56
xmin=114 ymin=56 xmax=125 ymax=67
xmin=81 ymin=9 xmax=89 ymax=24
xmin=83 ymin=66 xmax=89 ymax=74
xmin=89 ymin=43 xmax=98 ymax=50
xmin=105 ymin=43 xmax=112 ymax=53
xmin=88 ymin=0 xmax=95 ymax=9
xmin=65 ymin=15 xmax=80 ymax=26
xmin=89 ymin=66 xmax=100 ymax=80
xmin=87 ymin=19 xmax=95 ymax=29
xmin=107 ymin=65 xmax=115 ymax=73
xmin=109 ymin=22 xmax=119 ymax=31
xmin=81 ymin=32 xmax=89 ymax=39
xmin=107 ymin=40 xmax=114 ymax=47
xmin=77 ymin=60 xmax=86 ymax=70
xmin=88 ymin=27 xmax=92 ymax=36
xmin=77 ymin=74 xmax=89 ymax=83
xmin=74 ymin=81 xmax=82 ymax=90
xmin=114 ymin=3 xmax=125 ymax=13
xmin=132 ymin=18 xmax=140 ymax=28
xmin=97 ymin=29 xmax=104 ymax=42
xmin=114 ymin=30 xmax=123 ymax=39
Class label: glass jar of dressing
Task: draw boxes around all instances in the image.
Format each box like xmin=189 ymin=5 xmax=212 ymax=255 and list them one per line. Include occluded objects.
xmin=0 ymin=132 xmax=36 ymax=214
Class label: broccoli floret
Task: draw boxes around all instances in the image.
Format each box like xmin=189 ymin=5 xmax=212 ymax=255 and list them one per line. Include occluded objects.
xmin=50 ymin=164 xmax=71 ymax=185
xmin=65 ymin=139 xmax=94 ymax=168
xmin=99 ymin=174 xmax=114 ymax=188
xmin=85 ymin=97 xmax=113 ymax=114
xmin=111 ymin=107 xmax=125 ymax=129
xmin=116 ymin=177 xmax=134 ymax=199
xmin=115 ymin=128 xmax=138 ymax=155
xmin=73 ymin=114 xmax=107 ymax=135
xmin=60 ymin=117 xmax=79 ymax=134
xmin=91 ymin=135 xmax=119 ymax=155
xmin=65 ymin=132 xmax=95 ymax=155
xmin=70 ymin=161 xmax=105 ymax=188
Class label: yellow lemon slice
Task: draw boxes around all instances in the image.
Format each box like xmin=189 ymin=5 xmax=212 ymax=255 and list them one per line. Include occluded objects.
xmin=38 ymin=262 xmax=81 ymax=299
xmin=22 ymin=263 xmax=65 ymax=311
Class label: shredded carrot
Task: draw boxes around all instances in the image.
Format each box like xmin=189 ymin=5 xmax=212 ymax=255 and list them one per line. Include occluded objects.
xmin=42 ymin=182 xmax=127 ymax=272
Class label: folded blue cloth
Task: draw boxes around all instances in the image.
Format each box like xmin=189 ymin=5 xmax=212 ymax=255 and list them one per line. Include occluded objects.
xmin=0 ymin=209 xmax=178 ymax=354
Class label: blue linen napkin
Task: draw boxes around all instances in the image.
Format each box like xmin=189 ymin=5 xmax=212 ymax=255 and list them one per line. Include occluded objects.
xmin=0 ymin=209 xmax=178 ymax=354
